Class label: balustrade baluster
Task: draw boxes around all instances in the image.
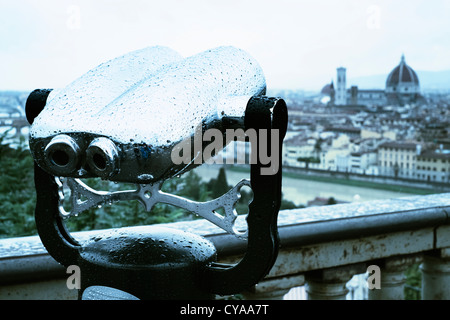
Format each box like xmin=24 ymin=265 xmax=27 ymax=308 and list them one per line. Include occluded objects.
xmin=421 ymin=248 xmax=450 ymax=300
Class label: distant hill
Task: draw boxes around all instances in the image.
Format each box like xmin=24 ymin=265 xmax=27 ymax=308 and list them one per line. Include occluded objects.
xmin=348 ymin=70 xmax=450 ymax=91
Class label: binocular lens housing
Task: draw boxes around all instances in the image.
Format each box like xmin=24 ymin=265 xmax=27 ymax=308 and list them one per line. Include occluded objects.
xmin=86 ymin=137 xmax=120 ymax=179
xmin=42 ymin=135 xmax=120 ymax=179
xmin=44 ymin=134 xmax=81 ymax=176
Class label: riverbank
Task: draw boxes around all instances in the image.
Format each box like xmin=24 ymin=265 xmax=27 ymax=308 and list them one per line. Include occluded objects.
xmin=226 ymin=165 xmax=437 ymax=195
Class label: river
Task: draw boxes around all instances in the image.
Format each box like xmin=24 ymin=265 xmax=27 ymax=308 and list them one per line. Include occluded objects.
xmin=192 ymin=165 xmax=416 ymax=206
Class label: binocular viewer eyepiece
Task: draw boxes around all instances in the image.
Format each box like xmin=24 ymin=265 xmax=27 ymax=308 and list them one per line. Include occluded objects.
xmin=85 ymin=137 xmax=120 ymax=179
xmin=42 ymin=134 xmax=120 ymax=179
xmin=44 ymin=134 xmax=81 ymax=175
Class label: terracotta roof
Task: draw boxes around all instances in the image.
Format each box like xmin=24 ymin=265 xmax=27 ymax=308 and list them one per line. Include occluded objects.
xmin=386 ymin=54 xmax=419 ymax=87
xmin=417 ymin=150 xmax=450 ymax=160
xmin=379 ymin=141 xmax=418 ymax=150
xmin=321 ymin=81 xmax=334 ymax=95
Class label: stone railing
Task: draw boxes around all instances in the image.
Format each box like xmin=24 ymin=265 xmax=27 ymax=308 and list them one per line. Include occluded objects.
xmin=1 ymin=193 xmax=449 ymax=300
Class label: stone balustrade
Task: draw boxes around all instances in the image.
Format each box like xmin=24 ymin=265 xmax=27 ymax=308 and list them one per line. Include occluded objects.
xmin=1 ymin=193 xmax=449 ymax=300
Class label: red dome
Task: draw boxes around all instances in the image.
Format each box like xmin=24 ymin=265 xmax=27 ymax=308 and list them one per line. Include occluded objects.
xmin=386 ymin=55 xmax=419 ymax=88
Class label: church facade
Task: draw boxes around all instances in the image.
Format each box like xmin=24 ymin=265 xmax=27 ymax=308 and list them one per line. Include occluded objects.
xmin=322 ymin=55 xmax=422 ymax=107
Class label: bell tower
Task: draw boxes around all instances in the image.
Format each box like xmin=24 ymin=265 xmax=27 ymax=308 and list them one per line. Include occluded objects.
xmin=336 ymin=67 xmax=347 ymax=105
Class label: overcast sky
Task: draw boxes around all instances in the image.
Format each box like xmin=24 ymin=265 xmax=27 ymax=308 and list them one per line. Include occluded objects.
xmin=1 ymin=0 xmax=449 ymax=91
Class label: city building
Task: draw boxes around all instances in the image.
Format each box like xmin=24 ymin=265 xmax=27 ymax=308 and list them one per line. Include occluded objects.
xmin=419 ymin=122 xmax=449 ymax=144
xmin=337 ymin=151 xmax=378 ymax=174
xmin=283 ymin=134 xmax=316 ymax=168
xmin=416 ymin=148 xmax=450 ymax=183
xmin=326 ymin=126 xmax=361 ymax=140
xmin=377 ymin=141 xmax=420 ymax=178
xmin=361 ymin=128 xmax=396 ymax=141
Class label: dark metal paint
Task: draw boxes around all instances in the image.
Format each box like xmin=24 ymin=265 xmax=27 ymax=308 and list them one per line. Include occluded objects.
xmin=26 ymin=89 xmax=288 ymax=299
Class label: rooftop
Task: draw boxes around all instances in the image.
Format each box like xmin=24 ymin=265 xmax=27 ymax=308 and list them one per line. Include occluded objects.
xmin=378 ymin=141 xmax=418 ymax=150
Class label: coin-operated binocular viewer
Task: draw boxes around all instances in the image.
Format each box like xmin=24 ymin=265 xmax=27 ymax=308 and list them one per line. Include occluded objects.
xmin=26 ymin=46 xmax=288 ymax=299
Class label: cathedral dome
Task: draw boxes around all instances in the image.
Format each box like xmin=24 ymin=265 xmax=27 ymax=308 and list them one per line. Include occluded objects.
xmin=386 ymin=54 xmax=420 ymax=94
xmin=321 ymin=81 xmax=334 ymax=95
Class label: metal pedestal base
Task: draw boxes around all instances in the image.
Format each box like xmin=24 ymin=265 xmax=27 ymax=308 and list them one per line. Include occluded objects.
xmin=78 ymin=226 xmax=217 ymax=300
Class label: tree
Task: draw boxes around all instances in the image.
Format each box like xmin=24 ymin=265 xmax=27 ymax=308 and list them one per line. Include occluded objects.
xmin=0 ymin=134 xmax=36 ymax=238
xmin=297 ymin=156 xmax=320 ymax=170
xmin=296 ymin=138 xmax=323 ymax=170
xmin=327 ymin=197 xmax=337 ymax=205
xmin=393 ymin=162 xmax=400 ymax=179
xmin=172 ymin=171 xmax=210 ymax=202
xmin=209 ymin=167 xmax=230 ymax=199
xmin=314 ymin=138 xmax=324 ymax=159
xmin=280 ymin=198 xmax=302 ymax=210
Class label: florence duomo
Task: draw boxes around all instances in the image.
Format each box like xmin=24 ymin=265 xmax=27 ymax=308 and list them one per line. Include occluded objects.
xmin=322 ymin=54 xmax=425 ymax=107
